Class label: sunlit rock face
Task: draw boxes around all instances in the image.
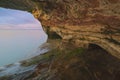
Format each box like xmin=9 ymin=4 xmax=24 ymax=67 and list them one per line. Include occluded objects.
xmin=0 ymin=0 xmax=120 ymax=58
xmin=35 ymin=0 xmax=120 ymax=58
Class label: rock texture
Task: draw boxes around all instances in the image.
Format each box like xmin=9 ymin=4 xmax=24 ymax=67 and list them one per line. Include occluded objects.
xmin=8 ymin=40 xmax=120 ymax=80
xmin=0 ymin=0 xmax=120 ymax=58
xmin=33 ymin=0 xmax=120 ymax=58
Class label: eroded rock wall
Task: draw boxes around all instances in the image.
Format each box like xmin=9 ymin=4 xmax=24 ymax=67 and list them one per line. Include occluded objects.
xmin=34 ymin=0 xmax=120 ymax=58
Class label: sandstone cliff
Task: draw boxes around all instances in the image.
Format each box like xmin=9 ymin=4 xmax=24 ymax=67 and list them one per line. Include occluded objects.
xmin=34 ymin=0 xmax=120 ymax=58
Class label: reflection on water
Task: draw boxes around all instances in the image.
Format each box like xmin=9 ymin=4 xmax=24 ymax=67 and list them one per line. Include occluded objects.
xmin=0 ymin=8 xmax=47 ymax=66
xmin=0 ymin=30 xmax=47 ymax=66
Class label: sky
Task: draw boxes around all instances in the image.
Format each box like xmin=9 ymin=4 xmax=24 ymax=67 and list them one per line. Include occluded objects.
xmin=0 ymin=8 xmax=42 ymax=29
xmin=0 ymin=8 xmax=48 ymax=67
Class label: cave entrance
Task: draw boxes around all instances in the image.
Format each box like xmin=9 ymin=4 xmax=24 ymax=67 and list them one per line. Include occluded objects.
xmin=88 ymin=43 xmax=110 ymax=55
xmin=88 ymin=43 xmax=103 ymax=50
xmin=48 ymin=31 xmax=62 ymax=39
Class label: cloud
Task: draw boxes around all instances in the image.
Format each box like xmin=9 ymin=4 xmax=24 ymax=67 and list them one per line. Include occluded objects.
xmin=0 ymin=8 xmax=42 ymax=29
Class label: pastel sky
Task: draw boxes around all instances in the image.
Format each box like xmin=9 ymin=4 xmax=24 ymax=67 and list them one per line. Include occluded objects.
xmin=0 ymin=8 xmax=42 ymax=29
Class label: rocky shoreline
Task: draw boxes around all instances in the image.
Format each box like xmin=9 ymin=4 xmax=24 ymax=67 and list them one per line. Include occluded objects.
xmin=0 ymin=0 xmax=120 ymax=80
xmin=0 ymin=42 xmax=50 ymax=79
xmin=0 ymin=39 xmax=120 ymax=80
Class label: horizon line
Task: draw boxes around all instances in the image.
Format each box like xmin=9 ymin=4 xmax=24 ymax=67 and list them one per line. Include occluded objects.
xmin=0 ymin=29 xmax=43 ymax=30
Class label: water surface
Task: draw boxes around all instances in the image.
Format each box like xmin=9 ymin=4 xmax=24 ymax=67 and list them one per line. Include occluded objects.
xmin=0 ymin=8 xmax=47 ymax=66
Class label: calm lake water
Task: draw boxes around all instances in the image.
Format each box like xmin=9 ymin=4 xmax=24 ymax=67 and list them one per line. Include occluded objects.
xmin=0 ymin=8 xmax=47 ymax=66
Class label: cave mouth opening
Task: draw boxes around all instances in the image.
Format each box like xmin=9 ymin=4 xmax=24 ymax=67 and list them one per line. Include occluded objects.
xmin=88 ymin=43 xmax=103 ymax=50
xmin=87 ymin=43 xmax=120 ymax=61
xmin=48 ymin=31 xmax=62 ymax=39
xmin=88 ymin=43 xmax=120 ymax=60
xmin=0 ymin=7 xmax=48 ymax=67
xmin=87 ymin=43 xmax=109 ymax=54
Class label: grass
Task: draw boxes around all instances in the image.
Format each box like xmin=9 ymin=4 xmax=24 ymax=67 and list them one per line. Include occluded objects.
xmin=21 ymin=48 xmax=61 ymax=66
xmin=63 ymin=48 xmax=85 ymax=60
xmin=21 ymin=46 xmax=85 ymax=67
